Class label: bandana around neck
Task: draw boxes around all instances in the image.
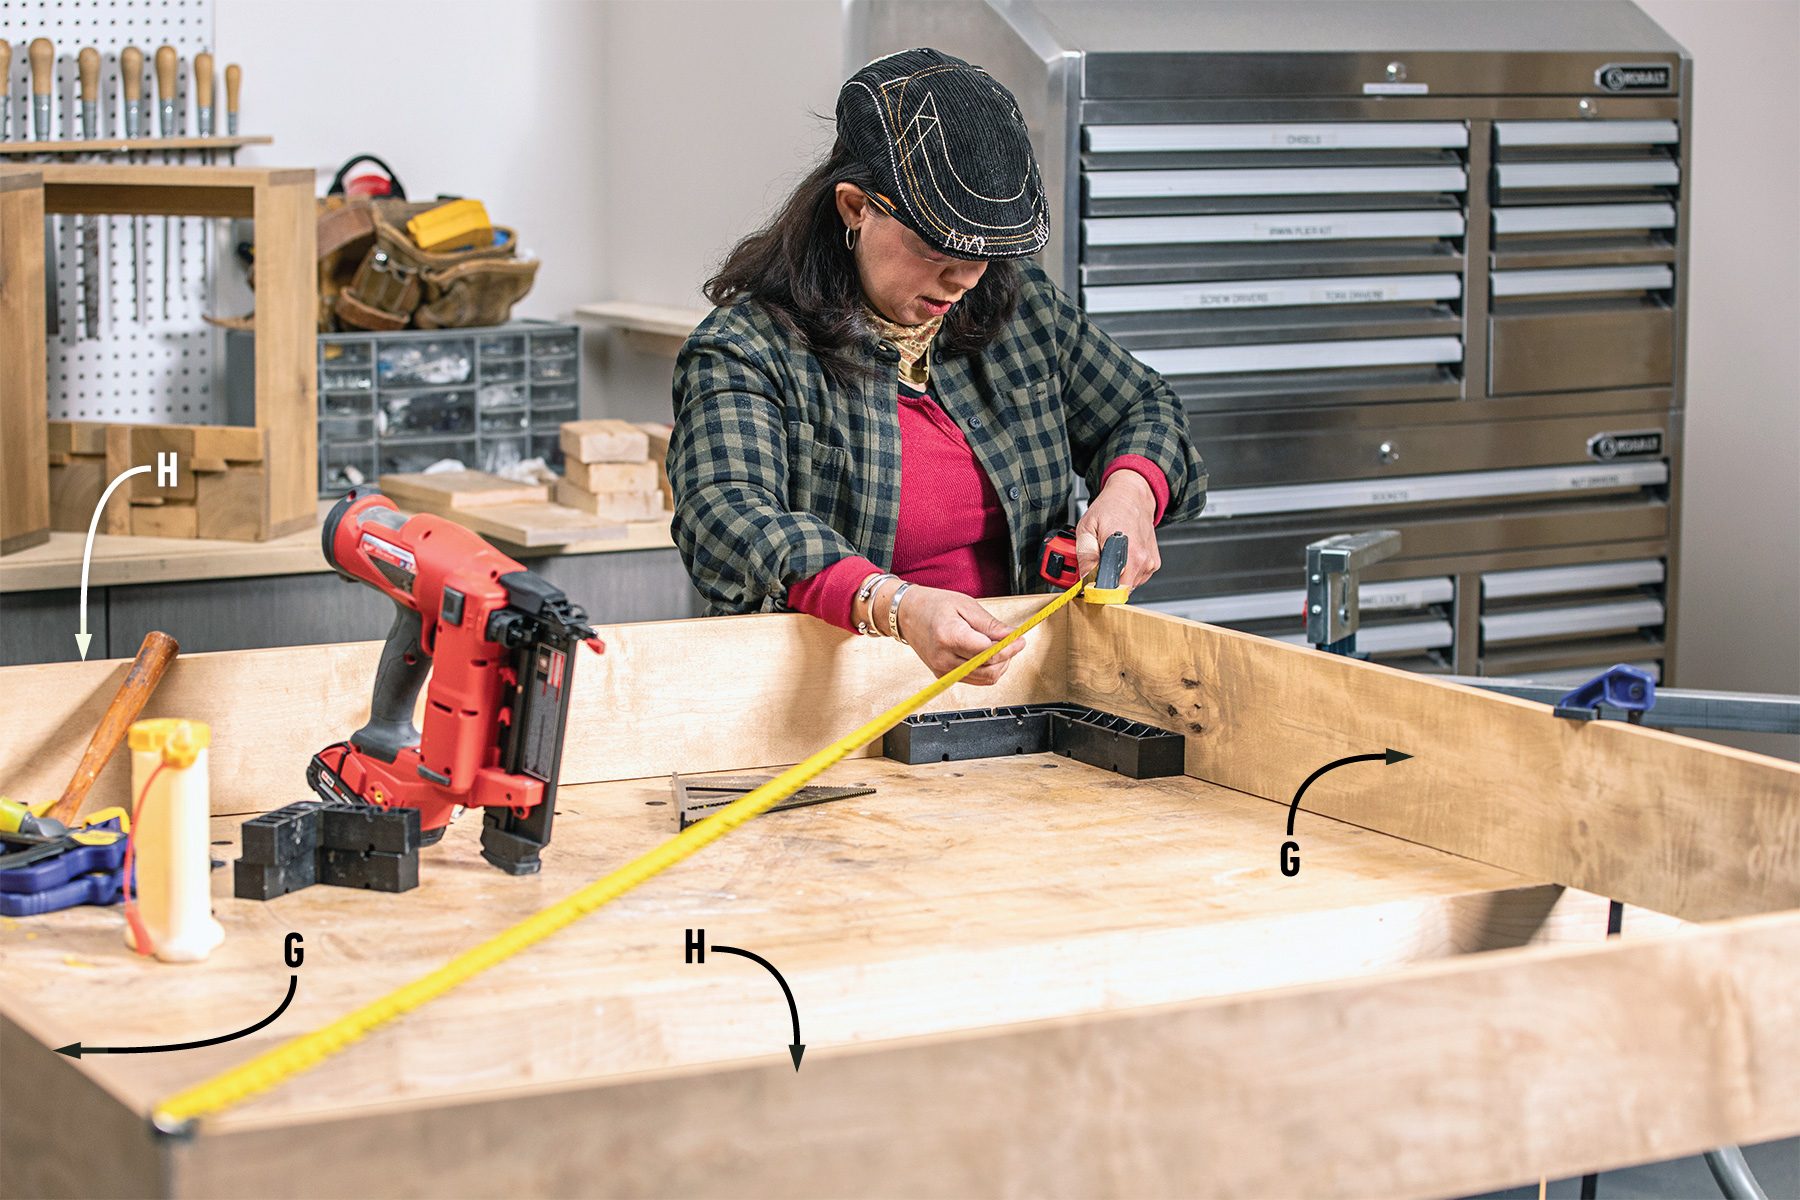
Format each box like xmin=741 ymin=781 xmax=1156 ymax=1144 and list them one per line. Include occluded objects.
xmin=864 ymin=305 xmax=944 ymax=376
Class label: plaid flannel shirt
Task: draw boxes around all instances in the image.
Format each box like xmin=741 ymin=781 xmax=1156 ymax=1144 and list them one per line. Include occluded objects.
xmin=669 ymin=261 xmax=1207 ymax=615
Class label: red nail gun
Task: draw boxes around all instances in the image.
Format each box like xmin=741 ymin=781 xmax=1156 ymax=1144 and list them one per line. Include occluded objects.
xmin=310 ymin=489 xmax=604 ymax=875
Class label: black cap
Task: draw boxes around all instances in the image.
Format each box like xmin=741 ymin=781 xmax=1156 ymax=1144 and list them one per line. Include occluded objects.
xmin=837 ymin=47 xmax=1050 ymax=261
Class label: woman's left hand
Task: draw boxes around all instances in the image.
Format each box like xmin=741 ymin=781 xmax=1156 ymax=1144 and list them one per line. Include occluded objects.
xmin=1075 ymin=470 xmax=1162 ymax=588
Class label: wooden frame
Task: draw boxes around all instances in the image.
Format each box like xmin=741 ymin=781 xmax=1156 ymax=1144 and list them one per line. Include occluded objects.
xmin=1 ymin=601 xmax=1796 ymax=1198
xmin=0 ymin=163 xmax=317 ymax=551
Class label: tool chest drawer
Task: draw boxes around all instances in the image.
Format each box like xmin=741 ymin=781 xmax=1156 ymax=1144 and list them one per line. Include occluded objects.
xmin=1479 ymin=554 xmax=1668 ymax=677
xmin=1190 ymin=411 xmax=1673 ymax=490
xmin=1081 ymin=119 xmax=1471 ymax=410
xmin=1489 ymin=300 xmax=1674 ymax=395
xmin=1145 ymin=574 xmax=1456 ymax=672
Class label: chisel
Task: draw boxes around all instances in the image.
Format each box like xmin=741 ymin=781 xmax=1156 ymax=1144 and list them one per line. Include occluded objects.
xmin=121 ymin=45 xmax=145 ymax=322
xmin=29 ymin=38 xmax=58 ymax=338
xmin=78 ymin=47 xmax=103 ymax=339
xmin=155 ymin=45 xmax=178 ymax=320
xmin=225 ymin=63 xmax=241 ymax=161
xmin=193 ymin=52 xmax=214 ymax=305
xmin=0 ymin=42 xmax=11 ymax=142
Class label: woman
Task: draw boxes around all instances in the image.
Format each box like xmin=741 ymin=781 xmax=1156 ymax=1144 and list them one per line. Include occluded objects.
xmin=670 ymin=47 xmax=1205 ymax=685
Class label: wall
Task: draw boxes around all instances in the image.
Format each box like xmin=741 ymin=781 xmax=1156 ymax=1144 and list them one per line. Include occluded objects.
xmin=1634 ymin=0 xmax=1799 ymax=757
xmin=215 ymin=0 xmax=609 ymax=388
xmin=593 ymin=0 xmax=841 ymax=421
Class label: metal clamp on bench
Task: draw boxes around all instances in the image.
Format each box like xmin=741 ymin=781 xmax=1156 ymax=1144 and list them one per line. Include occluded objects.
xmin=1306 ymin=530 xmax=1402 ymax=657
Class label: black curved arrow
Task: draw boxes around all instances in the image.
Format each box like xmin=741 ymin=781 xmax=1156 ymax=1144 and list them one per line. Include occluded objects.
xmin=712 ymin=944 xmax=805 ymax=1070
xmin=1285 ymin=749 xmax=1412 ymax=836
xmin=56 ymin=974 xmax=298 ymax=1058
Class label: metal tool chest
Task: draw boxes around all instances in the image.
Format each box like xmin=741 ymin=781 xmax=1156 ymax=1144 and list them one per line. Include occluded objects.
xmin=850 ymin=0 xmax=1690 ymax=681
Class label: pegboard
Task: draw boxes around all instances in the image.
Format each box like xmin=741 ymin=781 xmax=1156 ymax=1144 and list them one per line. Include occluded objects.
xmin=2 ymin=0 xmax=228 ymax=424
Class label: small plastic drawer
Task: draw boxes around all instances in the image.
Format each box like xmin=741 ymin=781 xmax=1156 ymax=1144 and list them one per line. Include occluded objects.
xmin=377 ymin=339 xmax=474 ymax=387
xmin=319 ymin=367 xmax=374 ymax=392
xmin=479 ymin=437 xmax=532 ymax=474
xmin=531 ymin=433 xmax=563 ymax=469
xmin=481 ymin=357 xmax=527 ymax=384
xmin=532 ymin=382 xmax=577 ymax=409
xmin=379 ymin=389 xmax=476 ymax=438
xmin=531 ymin=355 xmax=578 ymax=382
xmin=320 ymin=415 xmax=376 ymax=441
xmin=322 ymin=441 xmax=376 ymax=494
xmin=531 ymin=330 xmax=578 ymax=358
xmin=478 ymin=332 xmax=527 ymax=357
xmin=321 ymin=391 xmax=373 ymax=418
xmin=320 ymin=341 xmax=373 ymax=368
xmin=478 ymin=382 xmax=528 ymax=411
xmin=480 ymin=408 xmax=530 ymax=434
xmin=380 ymin=439 xmax=477 ymax=476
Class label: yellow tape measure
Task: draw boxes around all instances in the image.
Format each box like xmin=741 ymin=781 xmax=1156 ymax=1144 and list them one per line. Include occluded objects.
xmin=152 ymin=580 xmax=1090 ymax=1131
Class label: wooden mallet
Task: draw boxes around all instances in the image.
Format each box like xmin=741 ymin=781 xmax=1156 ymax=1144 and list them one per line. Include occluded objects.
xmin=45 ymin=632 xmax=181 ymax=826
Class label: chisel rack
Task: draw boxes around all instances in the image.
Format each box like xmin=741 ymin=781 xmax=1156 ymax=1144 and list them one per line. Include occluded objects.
xmin=0 ymin=162 xmax=317 ymax=550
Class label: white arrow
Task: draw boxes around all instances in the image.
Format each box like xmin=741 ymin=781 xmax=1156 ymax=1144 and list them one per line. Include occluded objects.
xmin=77 ymin=465 xmax=152 ymax=660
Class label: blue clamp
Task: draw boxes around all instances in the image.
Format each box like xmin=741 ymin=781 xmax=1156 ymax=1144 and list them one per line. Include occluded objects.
xmin=0 ymin=817 xmax=129 ymax=917
xmin=1553 ymin=664 xmax=1657 ymax=723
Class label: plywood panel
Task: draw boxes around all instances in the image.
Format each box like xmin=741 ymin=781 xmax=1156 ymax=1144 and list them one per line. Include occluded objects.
xmin=0 ymin=758 xmax=1568 ymax=1132
xmin=1067 ymin=605 xmax=1800 ymax=922
xmin=0 ymin=596 xmax=1067 ymax=822
xmin=171 ymin=908 xmax=1800 ymax=1200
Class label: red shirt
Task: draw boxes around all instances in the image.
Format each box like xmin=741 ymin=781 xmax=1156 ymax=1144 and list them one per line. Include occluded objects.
xmin=788 ymin=391 xmax=1168 ymax=631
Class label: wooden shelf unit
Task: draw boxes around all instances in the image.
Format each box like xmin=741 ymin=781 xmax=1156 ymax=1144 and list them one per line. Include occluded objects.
xmin=0 ymin=162 xmax=318 ymax=551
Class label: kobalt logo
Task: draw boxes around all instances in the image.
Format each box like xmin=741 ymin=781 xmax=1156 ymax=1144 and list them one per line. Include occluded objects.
xmin=1596 ymin=63 xmax=1671 ymax=92
xmin=1588 ymin=430 xmax=1663 ymax=461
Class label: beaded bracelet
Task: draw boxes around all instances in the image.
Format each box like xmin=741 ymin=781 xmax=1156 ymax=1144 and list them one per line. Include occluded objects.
xmin=887 ymin=581 xmax=914 ymax=644
xmin=853 ymin=572 xmax=895 ymax=636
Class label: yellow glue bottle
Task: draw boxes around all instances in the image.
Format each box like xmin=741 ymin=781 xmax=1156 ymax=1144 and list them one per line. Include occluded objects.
xmin=127 ymin=719 xmax=225 ymax=963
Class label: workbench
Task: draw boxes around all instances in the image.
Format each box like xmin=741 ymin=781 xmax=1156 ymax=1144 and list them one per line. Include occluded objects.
xmin=2 ymin=599 xmax=1797 ymax=1198
xmin=0 ymin=502 xmax=698 ymax=665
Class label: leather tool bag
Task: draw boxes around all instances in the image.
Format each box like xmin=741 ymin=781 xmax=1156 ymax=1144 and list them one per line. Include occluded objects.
xmin=329 ymin=200 xmax=539 ymax=332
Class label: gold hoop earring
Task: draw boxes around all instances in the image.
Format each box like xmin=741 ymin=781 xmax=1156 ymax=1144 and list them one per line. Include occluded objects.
xmin=845 ymin=225 xmax=859 ymax=251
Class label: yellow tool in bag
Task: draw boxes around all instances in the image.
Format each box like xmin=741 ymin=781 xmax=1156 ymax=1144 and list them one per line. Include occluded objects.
xmin=406 ymin=199 xmax=493 ymax=252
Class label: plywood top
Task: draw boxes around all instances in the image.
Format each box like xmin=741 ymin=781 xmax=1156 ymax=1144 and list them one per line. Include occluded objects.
xmin=0 ymin=755 xmax=1550 ymax=1132
xmin=0 ymin=501 xmax=677 ymax=593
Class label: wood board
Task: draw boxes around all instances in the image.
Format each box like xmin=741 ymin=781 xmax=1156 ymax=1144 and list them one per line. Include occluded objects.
xmin=1 ymin=601 xmax=1796 ymax=1198
xmin=376 ymin=469 xmax=629 ymax=548
xmin=0 ymin=597 xmax=1066 ymax=823
xmin=0 ymin=168 xmax=50 ymax=555
xmin=376 ymin=470 xmax=550 ymax=510
xmin=1067 ymin=604 xmax=1800 ymax=922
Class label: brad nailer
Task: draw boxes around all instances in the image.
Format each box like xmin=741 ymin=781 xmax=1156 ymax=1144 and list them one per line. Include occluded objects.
xmin=311 ymin=490 xmax=604 ymax=875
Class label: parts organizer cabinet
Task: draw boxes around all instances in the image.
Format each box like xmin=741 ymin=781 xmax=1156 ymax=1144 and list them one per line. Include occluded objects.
xmin=224 ymin=321 xmax=582 ymax=494
xmin=2 ymin=600 xmax=1798 ymax=1198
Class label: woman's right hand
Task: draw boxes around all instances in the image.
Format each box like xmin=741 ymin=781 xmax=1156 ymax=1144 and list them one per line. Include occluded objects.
xmin=891 ymin=585 xmax=1026 ymax=686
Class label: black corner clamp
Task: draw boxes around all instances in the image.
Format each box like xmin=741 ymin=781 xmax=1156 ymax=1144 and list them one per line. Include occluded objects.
xmin=885 ymin=703 xmax=1184 ymax=779
xmin=234 ymin=800 xmax=422 ymax=901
